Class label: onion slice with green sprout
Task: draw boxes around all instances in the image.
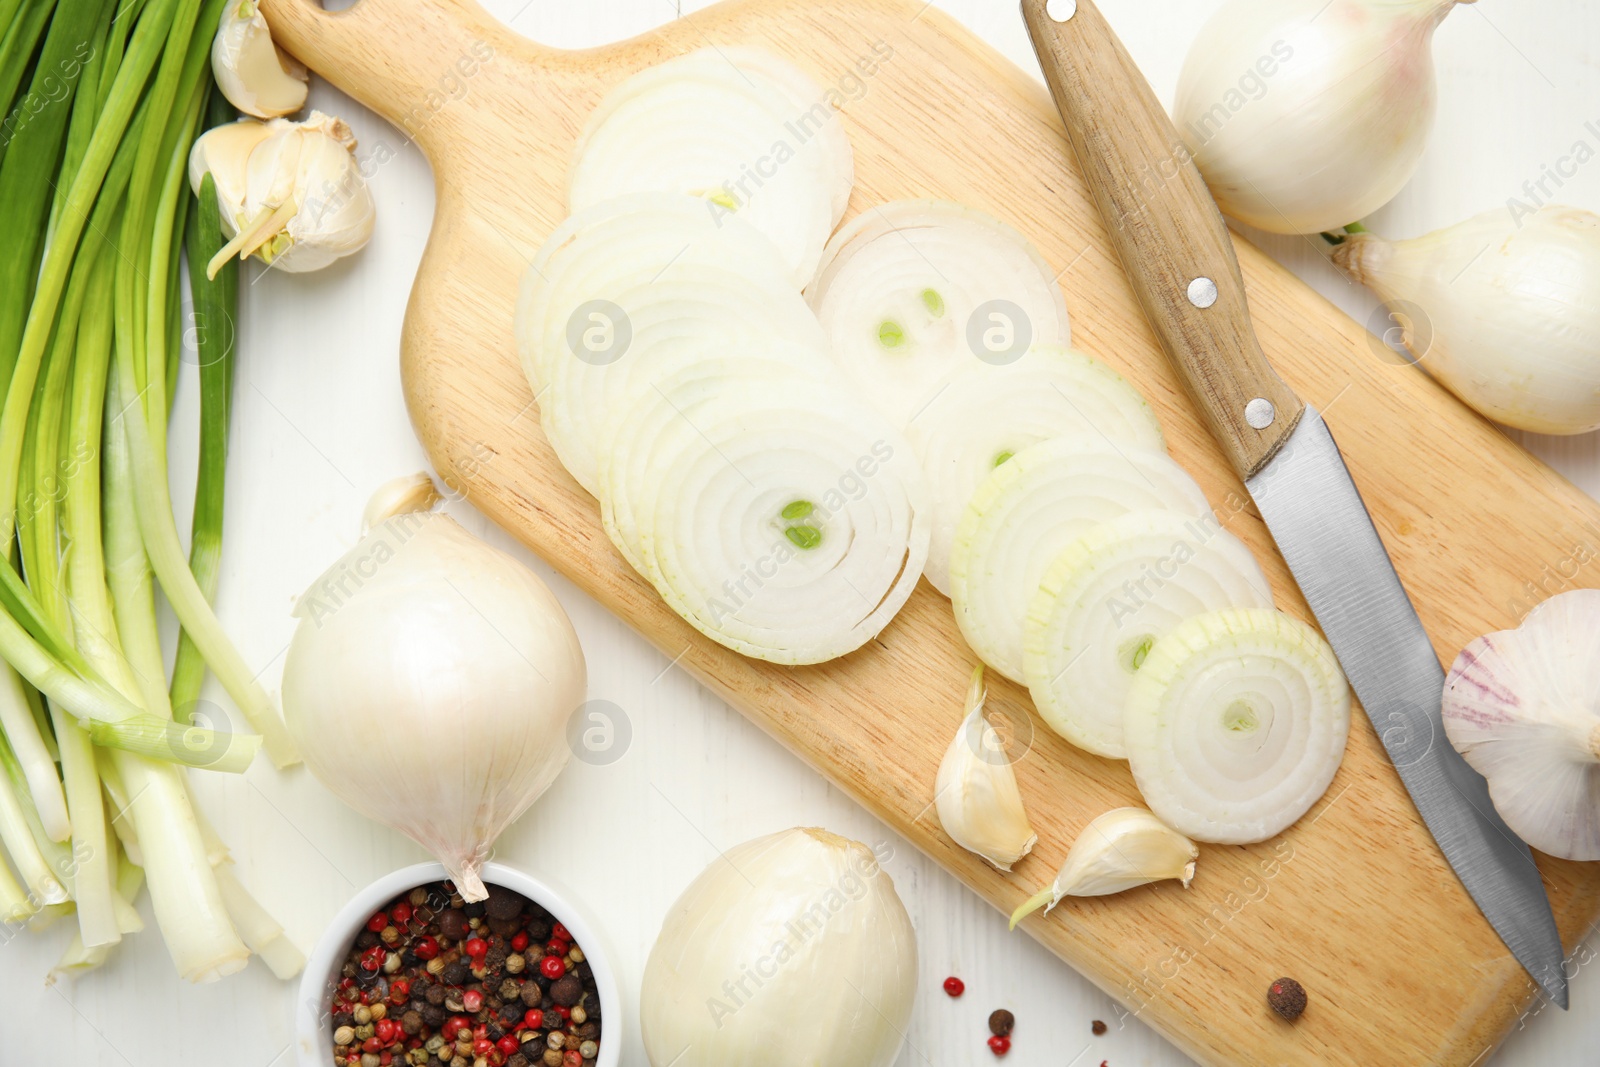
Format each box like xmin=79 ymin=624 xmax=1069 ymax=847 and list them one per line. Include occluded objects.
xmin=567 ymin=49 xmax=850 ymax=287
xmin=600 ymin=367 xmax=928 ymax=663
xmin=517 ymin=192 xmax=800 ymax=395
xmin=903 ymin=345 xmax=1164 ymax=595
xmin=1023 ymin=510 xmax=1272 ymax=758
xmin=1123 ymin=608 xmax=1350 ymax=844
xmin=806 ymin=200 xmax=1071 ymax=428
xmin=950 ymin=437 xmax=1211 ymax=683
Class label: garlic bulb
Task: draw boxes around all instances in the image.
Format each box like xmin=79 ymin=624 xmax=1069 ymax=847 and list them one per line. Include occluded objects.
xmin=641 ymin=828 xmax=917 ymax=1067
xmin=1174 ymin=0 xmax=1471 ymax=234
xmin=935 ymin=666 xmax=1037 ymax=870
xmin=211 ymin=0 xmax=308 ymax=119
xmin=1442 ymin=590 xmax=1600 ymax=861
xmin=281 ymin=476 xmax=586 ymax=900
xmin=1335 ymin=206 xmax=1600 ymax=434
xmin=1010 ymin=808 xmax=1197 ymax=928
xmin=189 ymin=111 xmax=375 ymax=278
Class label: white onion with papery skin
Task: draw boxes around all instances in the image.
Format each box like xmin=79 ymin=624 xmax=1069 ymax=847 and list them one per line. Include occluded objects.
xmin=1024 ymin=510 xmax=1272 ymax=759
xmin=1124 ymin=608 xmax=1350 ymax=844
xmin=600 ymin=367 xmax=929 ymax=664
xmin=806 ymin=200 xmax=1071 ymax=428
xmin=568 ymin=49 xmax=851 ymax=287
xmin=903 ymin=345 xmax=1164 ymax=595
xmin=281 ymin=478 xmax=586 ymax=900
xmin=1334 ymin=205 xmax=1600 ymax=435
xmin=950 ymin=437 xmax=1212 ymax=684
xmin=1442 ymin=590 xmax=1600 ymax=860
xmin=1174 ymin=0 xmax=1472 ymax=235
xmin=640 ymin=828 xmax=917 ymax=1067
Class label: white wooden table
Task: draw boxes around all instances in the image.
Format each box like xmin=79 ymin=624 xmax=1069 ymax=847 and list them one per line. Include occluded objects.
xmin=6 ymin=1 xmax=1598 ymax=1064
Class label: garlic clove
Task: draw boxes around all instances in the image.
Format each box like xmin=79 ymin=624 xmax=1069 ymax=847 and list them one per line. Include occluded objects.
xmin=188 ymin=118 xmax=275 ymax=235
xmin=211 ymin=0 xmax=309 ymax=119
xmin=935 ymin=666 xmax=1038 ymax=871
xmin=1010 ymin=807 xmax=1197 ymax=929
xmin=1334 ymin=205 xmax=1600 ymax=435
xmin=362 ymin=472 xmax=442 ymax=532
xmin=1442 ymin=589 xmax=1600 ymax=860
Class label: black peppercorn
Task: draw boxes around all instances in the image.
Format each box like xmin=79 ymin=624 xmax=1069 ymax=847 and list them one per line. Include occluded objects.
xmin=988 ymin=1009 xmax=1015 ymax=1037
xmin=1267 ymin=977 xmax=1307 ymax=1021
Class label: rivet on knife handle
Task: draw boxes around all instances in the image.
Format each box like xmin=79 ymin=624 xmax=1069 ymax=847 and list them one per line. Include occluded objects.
xmin=1021 ymin=0 xmax=1304 ymax=480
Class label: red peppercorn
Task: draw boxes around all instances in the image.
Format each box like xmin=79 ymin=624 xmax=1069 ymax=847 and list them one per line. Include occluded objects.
xmin=413 ymin=935 xmax=440 ymax=961
xmin=462 ymin=989 xmax=484 ymax=1014
xmin=943 ymin=976 xmax=965 ymax=997
xmin=473 ymin=1025 xmax=488 ymax=1042
xmin=339 ymin=977 xmax=355 ymax=991
xmin=362 ymin=1037 xmax=383 ymax=1054
xmin=987 ymin=1035 xmax=1011 ymax=1056
xmin=488 ymin=1053 xmax=506 ymax=1067
xmin=366 ymin=911 xmax=389 ymax=933
xmin=496 ymin=1036 xmax=519 ymax=1056
xmin=464 ymin=937 xmax=488 ymax=960
xmin=551 ymin=923 xmax=570 ymax=942
xmin=375 ymin=1019 xmax=400 ymax=1045
xmin=563 ymin=1051 xmax=582 ymax=1067
xmin=360 ymin=946 xmax=386 ymax=972
xmin=472 ymin=1038 xmax=494 ymax=1057
xmin=390 ymin=978 xmax=411 ymax=999
xmin=539 ymin=954 xmax=566 ymax=979
xmin=390 ymin=903 xmax=413 ymax=926
xmin=546 ymin=939 xmax=568 ymax=958
xmin=378 ymin=1053 xmax=391 ymax=1067
xmin=523 ymin=1009 xmax=545 ymax=1030
xmin=441 ymin=1016 xmax=469 ymax=1041
xmin=511 ymin=932 xmax=530 ymax=952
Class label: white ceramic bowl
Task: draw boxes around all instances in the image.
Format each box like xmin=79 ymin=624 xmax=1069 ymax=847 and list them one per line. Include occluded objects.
xmin=295 ymin=862 xmax=621 ymax=1067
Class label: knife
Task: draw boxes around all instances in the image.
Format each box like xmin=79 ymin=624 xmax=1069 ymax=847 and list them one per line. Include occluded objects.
xmin=1021 ymin=0 xmax=1569 ymax=1008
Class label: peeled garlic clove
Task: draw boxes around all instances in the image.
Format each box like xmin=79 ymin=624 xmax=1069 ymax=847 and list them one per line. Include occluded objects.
xmin=188 ymin=118 xmax=275 ymax=234
xmin=1442 ymin=590 xmax=1600 ymax=861
xmin=211 ymin=0 xmax=308 ymax=119
xmin=281 ymin=477 xmax=587 ymax=900
xmin=1010 ymin=807 xmax=1196 ymax=928
xmin=1335 ymin=205 xmax=1600 ymax=434
xmin=935 ymin=666 xmax=1037 ymax=871
xmin=1174 ymin=0 xmax=1470 ymax=234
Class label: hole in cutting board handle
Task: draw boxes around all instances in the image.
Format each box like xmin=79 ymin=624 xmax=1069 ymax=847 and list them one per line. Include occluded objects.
xmin=315 ymin=0 xmax=361 ymax=9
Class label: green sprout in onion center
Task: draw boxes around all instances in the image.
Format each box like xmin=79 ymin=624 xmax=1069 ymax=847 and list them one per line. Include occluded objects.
xmin=878 ymin=320 xmax=905 ymax=348
xmin=921 ymin=288 xmax=945 ymax=317
xmin=1120 ymin=635 xmax=1154 ymax=674
xmin=708 ymin=189 xmax=740 ymax=211
xmin=781 ymin=500 xmax=822 ymax=550
xmin=993 ymin=450 xmax=1014 ymax=468
xmin=1223 ymin=699 xmax=1260 ymax=734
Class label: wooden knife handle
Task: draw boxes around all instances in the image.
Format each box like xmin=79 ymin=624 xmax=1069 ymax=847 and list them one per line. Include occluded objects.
xmin=1022 ymin=0 xmax=1303 ymax=479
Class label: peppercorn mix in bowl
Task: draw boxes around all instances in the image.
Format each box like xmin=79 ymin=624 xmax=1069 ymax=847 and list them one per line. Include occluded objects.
xmin=297 ymin=863 xmax=620 ymax=1067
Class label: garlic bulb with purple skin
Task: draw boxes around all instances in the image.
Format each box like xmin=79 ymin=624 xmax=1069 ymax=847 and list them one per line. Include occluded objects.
xmin=1442 ymin=590 xmax=1600 ymax=861
xmin=1174 ymin=0 xmax=1473 ymax=235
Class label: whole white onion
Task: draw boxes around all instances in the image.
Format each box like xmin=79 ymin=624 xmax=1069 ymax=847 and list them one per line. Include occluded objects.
xmin=282 ymin=476 xmax=586 ymax=900
xmin=1174 ymin=0 xmax=1472 ymax=235
xmin=640 ymin=827 xmax=918 ymax=1067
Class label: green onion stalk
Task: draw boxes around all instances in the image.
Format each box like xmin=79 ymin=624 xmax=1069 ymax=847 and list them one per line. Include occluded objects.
xmin=0 ymin=0 xmax=298 ymax=982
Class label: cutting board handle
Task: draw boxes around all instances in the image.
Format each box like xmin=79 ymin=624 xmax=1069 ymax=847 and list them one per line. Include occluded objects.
xmin=258 ymin=0 xmax=550 ymax=153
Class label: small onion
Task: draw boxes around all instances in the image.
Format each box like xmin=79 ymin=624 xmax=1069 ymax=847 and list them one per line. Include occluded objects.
xmin=282 ymin=475 xmax=586 ymax=900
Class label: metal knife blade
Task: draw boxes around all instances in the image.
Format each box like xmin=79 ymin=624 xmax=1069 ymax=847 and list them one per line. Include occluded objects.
xmin=1248 ymin=408 xmax=1568 ymax=1008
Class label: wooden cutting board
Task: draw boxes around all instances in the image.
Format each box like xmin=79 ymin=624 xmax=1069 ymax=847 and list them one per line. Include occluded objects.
xmin=260 ymin=0 xmax=1600 ymax=1063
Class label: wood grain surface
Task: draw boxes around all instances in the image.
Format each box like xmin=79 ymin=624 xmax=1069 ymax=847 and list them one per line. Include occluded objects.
xmin=258 ymin=0 xmax=1600 ymax=1063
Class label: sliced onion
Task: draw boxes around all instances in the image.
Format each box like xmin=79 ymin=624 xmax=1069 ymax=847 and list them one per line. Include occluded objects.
xmin=600 ymin=368 xmax=928 ymax=664
xmin=517 ymin=192 xmax=798 ymax=395
xmin=1123 ymin=608 xmax=1350 ymax=844
xmin=949 ymin=437 xmax=1210 ymax=683
xmin=568 ymin=50 xmax=850 ymax=287
xmin=540 ymin=269 xmax=828 ymax=494
xmin=805 ymin=200 xmax=1071 ymax=428
xmin=903 ymin=345 xmax=1164 ymax=595
xmin=1023 ymin=510 xmax=1272 ymax=758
